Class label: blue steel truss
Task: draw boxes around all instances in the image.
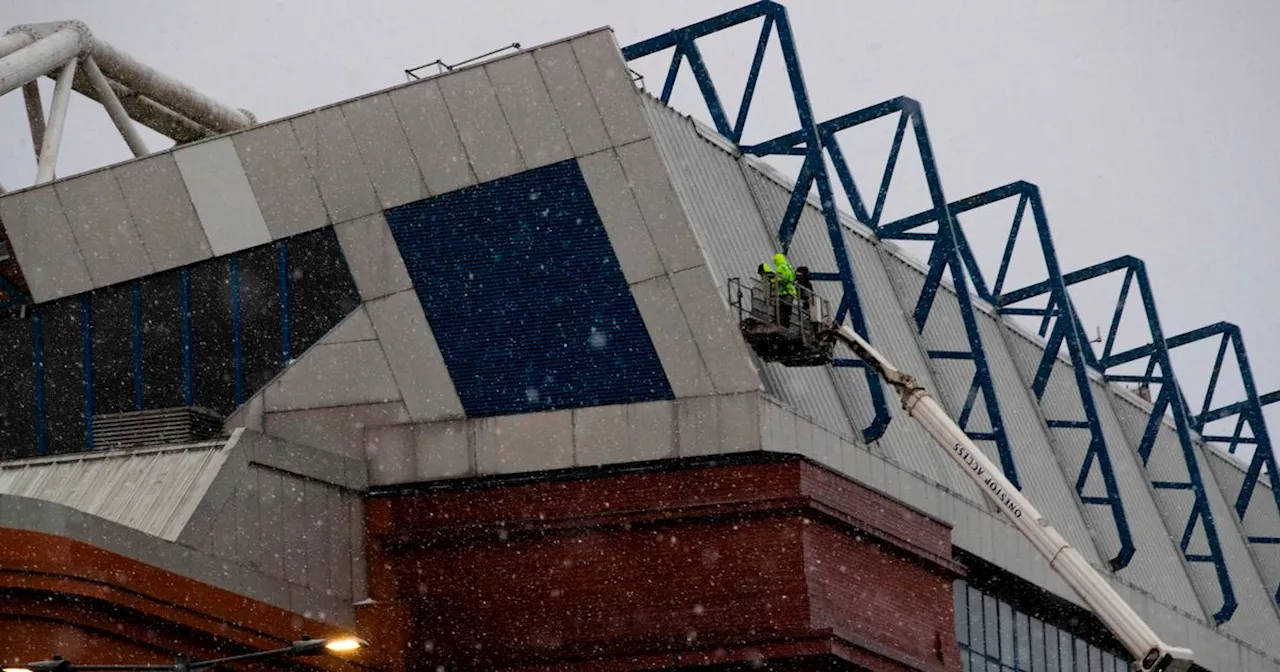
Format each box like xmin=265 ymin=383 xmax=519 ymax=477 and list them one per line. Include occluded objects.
xmin=882 ymin=181 xmax=1134 ymax=571
xmin=627 ymin=0 xmax=1280 ymax=621
xmin=1163 ymin=324 xmax=1280 ymax=606
xmin=623 ymin=1 xmax=892 ymax=443
xmin=1004 ymin=257 xmax=1238 ymax=622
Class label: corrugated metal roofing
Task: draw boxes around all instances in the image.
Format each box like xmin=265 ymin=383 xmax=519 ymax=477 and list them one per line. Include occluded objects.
xmin=0 ymin=438 xmax=232 ymax=540
xmin=1207 ymin=447 xmax=1280 ymax=622
xmin=642 ymin=93 xmax=1280 ymax=638
xmin=1001 ymin=323 xmax=1206 ymax=616
xmin=644 ymin=95 xmax=854 ymax=438
xmin=1111 ymin=393 xmax=1280 ymax=655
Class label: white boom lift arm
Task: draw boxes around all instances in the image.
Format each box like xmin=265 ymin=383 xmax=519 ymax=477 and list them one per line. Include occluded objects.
xmin=830 ymin=323 xmax=1195 ymax=672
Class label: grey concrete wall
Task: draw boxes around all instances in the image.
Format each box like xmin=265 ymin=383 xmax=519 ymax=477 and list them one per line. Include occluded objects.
xmin=362 ymin=392 xmax=761 ymax=486
xmin=0 ymin=429 xmax=365 ymax=626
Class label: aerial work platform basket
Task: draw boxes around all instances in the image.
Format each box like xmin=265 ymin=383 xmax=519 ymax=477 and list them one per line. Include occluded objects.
xmin=728 ymin=276 xmax=838 ymax=367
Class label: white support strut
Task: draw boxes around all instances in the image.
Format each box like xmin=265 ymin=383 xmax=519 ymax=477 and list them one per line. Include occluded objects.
xmin=831 ymin=323 xmax=1195 ymax=672
xmin=0 ymin=19 xmax=254 ymax=192
xmin=35 ymin=58 xmax=76 ymax=184
xmin=0 ymin=23 xmax=85 ymax=98
xmin=82 ymin=55 xmax=147 ymax=157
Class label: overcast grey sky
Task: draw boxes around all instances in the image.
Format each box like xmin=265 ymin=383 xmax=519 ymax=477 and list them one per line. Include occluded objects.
xmin=2 ymin=0 xmax=1278 ymax=448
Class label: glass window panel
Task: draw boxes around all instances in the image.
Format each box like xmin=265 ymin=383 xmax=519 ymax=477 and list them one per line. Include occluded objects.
xmin=40 ymin=299 xmax=86 ymax=454
xmin=0 ymin=313 xmax=37 ymax=457
xmin=999 ymin=601 xmax=1014 ymax=662
xmin=969 ymin=586 xmax=986 ymax=655
xmin=189 ymin=258 xmax=235 ymax=414
xmin=91 ymin=283 xmax=137 ymax=417
xmin=286 ymin=229 xmax=360 ymax=358
xmin=1030 ymin=618 xmax=1045 ymax=672
xmin=1015 ymin=612 xmax=1030 ymax=669
xmin=955 ymin=581 xmax=969 ymax=645
xmin=1075 ymin=639 xmax=1088 ymax=671
xmin=236 ymin=245 xmax=283 ymax=397
xmin=984 ymin=594 xmax=1000 ymax=657
xmin=141 ymin=270 xmax=184 ymax=410
xmin=1089 ymin=644 xmax=1102 ymax=671
xmin=1044 ymin=625 xmax=1059 ymax=670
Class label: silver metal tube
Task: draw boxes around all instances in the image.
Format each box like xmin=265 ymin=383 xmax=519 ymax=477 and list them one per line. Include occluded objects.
xmin=63 ymin=69 xmax=211 ymax=143
xmin=0 ymin=32 xmax=33 ymax=58
xmin=35 ymin=58 xmax=77 ymax=184
xmin=91 ymin=38 xmax=253 ymax=133
xmin=0 ymin=26 xmax=85 ymax=98
xmin=82 ymin=55 xmax=147 ymax=157
xmin=22 ymin=81 xmax=45 ymax=160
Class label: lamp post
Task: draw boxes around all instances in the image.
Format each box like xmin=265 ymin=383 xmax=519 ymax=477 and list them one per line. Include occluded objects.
xmin=3 ymin=636 xmax=368 ymax=672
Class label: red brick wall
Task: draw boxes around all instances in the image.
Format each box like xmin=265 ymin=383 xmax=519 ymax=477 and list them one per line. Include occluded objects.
xmin=0 ymin=529 xmax=368 ymax=672
xmin=364 ymin=455 xmax=965 ymax=672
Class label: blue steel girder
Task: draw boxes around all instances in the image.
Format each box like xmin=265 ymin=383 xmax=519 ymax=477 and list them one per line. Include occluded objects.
xmin=1162 ymin=322 xmax=1280 ymax=607
xmin=622 ymin=0 xmax=893 ymax=442
xmin=748 ymin=96 xmax=1020 ymax=487
xmin=881 ymin=181 xmax=1135 ymax=570
xmin=1003 ymin=256 xmax=1238 ymax=623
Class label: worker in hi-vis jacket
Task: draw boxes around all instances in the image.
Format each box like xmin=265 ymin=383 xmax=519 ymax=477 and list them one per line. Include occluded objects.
xmin=758 ymin=253 xmax=797 ymax=326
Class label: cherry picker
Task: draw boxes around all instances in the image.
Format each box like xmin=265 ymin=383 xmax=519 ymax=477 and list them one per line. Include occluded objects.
xmin=728 ymin=275 xmax=1195 ymax=672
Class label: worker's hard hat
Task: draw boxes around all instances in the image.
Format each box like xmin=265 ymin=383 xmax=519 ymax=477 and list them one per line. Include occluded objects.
xmin=773 ymin=253 xmax=787 ymax=265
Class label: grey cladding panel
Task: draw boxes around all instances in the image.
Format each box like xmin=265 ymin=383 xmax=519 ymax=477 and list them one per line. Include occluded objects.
xmin=293 ymin=107 xmax=381 ymax=223
xmin=0 ymin=185 xmax=92 ymax=302
xmin=173 ymin=137 xmax=272 ymax=256
xmin=113 ymin=153 xmax=212 ymax=272
xmin=389 ymin=79 xmax=477 ymax=196
xmin=578 ymin=148 xmax=664 ymax=285
xmin=438 ymin=66 xmax=524 ymax=184
xmin=342 ymin=93 xmax=428 ymax=209
xmin=486 ymin=52 xmax=573 ymax=169
xmin=534 ymin=41 xmax=611 ymax=156
xmin=54 ymin=169 xmax=154 ymax=288
xmin=571 ymin=31 xmax=649 ymax=146
xmin=233 ymin=120 xmax=329 ymax=239
xmin=334 ymin=213 xmax=413 ymax=301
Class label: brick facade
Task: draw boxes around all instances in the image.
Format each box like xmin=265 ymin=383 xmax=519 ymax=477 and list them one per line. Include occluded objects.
xmin=362 ymin=454 xmax=965 ymax=671
xmin=0 ymin=529 xmax=366 ymax=672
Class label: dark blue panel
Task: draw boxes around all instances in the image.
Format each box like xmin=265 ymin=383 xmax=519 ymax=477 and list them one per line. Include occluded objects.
xmin=385 ymin=159 xmax=673 ymax=417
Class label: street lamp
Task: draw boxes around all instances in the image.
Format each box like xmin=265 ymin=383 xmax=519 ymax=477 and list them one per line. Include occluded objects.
xmin=3 ymin=636 xmax=368 ymax=672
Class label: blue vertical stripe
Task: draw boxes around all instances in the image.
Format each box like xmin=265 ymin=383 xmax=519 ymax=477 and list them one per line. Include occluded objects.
xmin=32 ymin=306 xmax=46 ymax=456
xmin=231 ymin=255 xmax=245 ymax=405
xmin=81 ymin=294 xmax=95 ymax=449
xmin=132 ymin=280 xmax=144 ymax=411
xmin=278 ymin=241 xmax=292 ymax=362
xmin=181 ymin=267 xmax=193 ymax=406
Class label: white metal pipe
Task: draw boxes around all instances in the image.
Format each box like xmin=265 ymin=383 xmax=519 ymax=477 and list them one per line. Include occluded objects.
xmin=82 ymin=56 xmax=147 ymax=157
xmin=35 ymin=58 xmax=77 ymax=184
xmin=91 ymin=38 xmax=253 ymax=133
xmin=0 ymin=32 xmax=33 ymax=59
xmin=22 ymin=81 xmax=46 ymax=160
xmin=832 ymin=323 xmax=1195 ymax=672
xmin=66 ymin=71 xmax=211 ymax=143
xmin=0 ymin=25 xmax=86 ymax=98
